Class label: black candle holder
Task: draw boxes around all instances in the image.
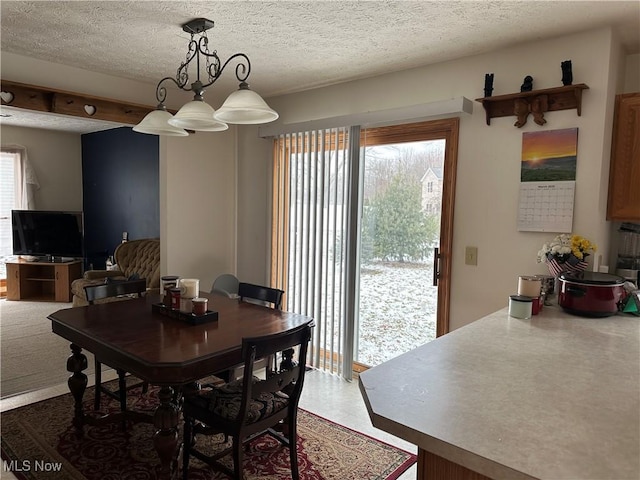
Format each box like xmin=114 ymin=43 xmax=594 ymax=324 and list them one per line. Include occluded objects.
xmin=561 ymin=60 xmax=573 ymax=86
xmin=484 ymin=73 xmax=494 ymax=97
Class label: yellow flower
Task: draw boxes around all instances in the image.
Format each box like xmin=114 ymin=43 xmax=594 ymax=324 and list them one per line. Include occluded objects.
xmin=570 ymin=235 xmax=596 ymax=259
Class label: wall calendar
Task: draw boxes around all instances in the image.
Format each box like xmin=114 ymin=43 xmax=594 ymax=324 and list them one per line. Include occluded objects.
xmin=517 ymin=128 xmax=578 ymax=232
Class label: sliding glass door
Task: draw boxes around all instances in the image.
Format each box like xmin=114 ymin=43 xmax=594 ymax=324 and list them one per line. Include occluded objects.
xmin=271 ymin=119 xmax=459 ymax=378
xmin=355 ymin=138 xmax=445 ymax=367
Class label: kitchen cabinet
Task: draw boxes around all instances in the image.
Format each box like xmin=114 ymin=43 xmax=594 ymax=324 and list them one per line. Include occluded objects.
xmin=607 ymin=92 xmax=640 ymax=221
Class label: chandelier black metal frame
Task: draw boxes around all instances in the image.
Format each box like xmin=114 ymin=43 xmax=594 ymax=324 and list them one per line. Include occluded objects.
xmin=133 ymin=18 xmax=278 ymax=136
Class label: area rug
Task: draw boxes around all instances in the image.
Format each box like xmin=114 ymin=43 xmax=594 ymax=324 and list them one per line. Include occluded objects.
xmin=1 ymin=382 xmax=416 ymax=479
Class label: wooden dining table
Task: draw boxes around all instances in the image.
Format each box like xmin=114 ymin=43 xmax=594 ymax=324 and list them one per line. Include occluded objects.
xmin=48 ymin=291 xmax=313 ymax=480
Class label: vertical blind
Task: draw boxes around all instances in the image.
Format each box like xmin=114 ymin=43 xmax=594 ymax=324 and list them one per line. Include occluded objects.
xmin=271 ymin=128 xmax=354 ymax=375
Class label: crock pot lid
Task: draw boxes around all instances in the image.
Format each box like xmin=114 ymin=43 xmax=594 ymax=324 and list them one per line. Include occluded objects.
xmin=558 ymin=271 xmax=625 ymax=285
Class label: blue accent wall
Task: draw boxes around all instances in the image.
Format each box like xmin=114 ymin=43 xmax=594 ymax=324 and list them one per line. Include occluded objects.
xmin=81 ymin=127 xmax=159 ymax=269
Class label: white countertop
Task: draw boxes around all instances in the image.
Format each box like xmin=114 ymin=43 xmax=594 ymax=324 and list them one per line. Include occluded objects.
xmin=359 ymin=305 xmax=640 ymax=480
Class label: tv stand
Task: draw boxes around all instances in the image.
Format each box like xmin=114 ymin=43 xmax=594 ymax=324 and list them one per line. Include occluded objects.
xmin=6 ymin=259 xmax=83 ymax=302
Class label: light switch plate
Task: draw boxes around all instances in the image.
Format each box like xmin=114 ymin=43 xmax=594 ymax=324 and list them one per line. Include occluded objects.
xmin=465 ymin=246 xmax=478 ymax=266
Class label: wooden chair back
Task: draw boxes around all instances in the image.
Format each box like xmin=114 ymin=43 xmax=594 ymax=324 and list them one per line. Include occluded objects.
xmin=238 ymin=282 xmax=284 ymax=309
xmin=84 ymin=279 xmax=147 ymax=304
xmin=239 ymin=322 xmax=311 ymax=413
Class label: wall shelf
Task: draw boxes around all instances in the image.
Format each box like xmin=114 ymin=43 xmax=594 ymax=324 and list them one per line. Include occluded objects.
xmin=475 ymin=83 xmax=589 ymax=127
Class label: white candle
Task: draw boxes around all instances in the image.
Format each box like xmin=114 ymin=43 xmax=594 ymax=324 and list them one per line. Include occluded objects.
xmin=517 ymin=276 xmax=542 ymax=297
xmin=179 ymin=278 xmax=199 ymax=298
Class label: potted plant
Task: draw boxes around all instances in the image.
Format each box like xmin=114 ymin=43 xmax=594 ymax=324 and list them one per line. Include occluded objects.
xmin=537 ymin=233 xmax=597 ymax=276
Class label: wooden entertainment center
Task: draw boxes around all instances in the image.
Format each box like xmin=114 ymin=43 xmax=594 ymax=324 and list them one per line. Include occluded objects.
xmin=6 ymin=259 xmax=83 ymax=302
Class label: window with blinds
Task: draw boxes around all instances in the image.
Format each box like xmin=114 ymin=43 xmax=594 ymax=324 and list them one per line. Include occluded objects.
xmin=0 ymin=151 xmax=17 ymax=278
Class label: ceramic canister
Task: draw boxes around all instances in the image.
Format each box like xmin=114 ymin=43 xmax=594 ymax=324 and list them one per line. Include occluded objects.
xmin=509 ymin=295 xmax=533 ymax=319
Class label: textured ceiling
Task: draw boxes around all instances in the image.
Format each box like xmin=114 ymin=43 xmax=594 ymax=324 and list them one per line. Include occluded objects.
xmin=1 ymin=0 xmax=639 ymax=134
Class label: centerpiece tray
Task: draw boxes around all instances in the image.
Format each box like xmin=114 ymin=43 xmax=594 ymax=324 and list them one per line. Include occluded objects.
xmin=152 ymin=303 xmax=218 ymax=325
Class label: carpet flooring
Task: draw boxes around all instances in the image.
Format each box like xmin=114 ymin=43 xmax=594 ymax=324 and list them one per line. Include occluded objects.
xmin=1 ymin=382 xmax=416 ymax=479
xmin=0 ymin=300 xmax=89 ymax=398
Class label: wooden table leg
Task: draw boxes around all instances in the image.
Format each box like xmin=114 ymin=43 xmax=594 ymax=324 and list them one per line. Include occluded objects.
xmin=181 ymin=381 xmax=201 ymax=400
xmin=153 ymin=386 xmax=180 ymax=480
xmin=66 ymin=343 xmax=88 ymax=436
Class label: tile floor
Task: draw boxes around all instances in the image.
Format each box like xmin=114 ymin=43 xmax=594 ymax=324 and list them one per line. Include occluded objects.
xmin=0 ymin=369 xmax=417 ymax=479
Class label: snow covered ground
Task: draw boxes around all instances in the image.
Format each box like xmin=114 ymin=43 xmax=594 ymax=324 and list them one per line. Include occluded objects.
xmin=356 ymin=261 xmax=437 ymax=366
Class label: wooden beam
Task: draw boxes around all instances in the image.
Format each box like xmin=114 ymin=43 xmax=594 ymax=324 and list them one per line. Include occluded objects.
xmin=0 ymin=81 xmax=54 ymax=113
xmin=52 ymin=91 xmax=154 ymax=124
xmin=1 ymin=80 xmax=160 ymax=125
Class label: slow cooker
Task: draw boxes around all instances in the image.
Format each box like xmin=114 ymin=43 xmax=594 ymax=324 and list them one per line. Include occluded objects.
xmin=558 ymin=271 xmax=627 ymax=317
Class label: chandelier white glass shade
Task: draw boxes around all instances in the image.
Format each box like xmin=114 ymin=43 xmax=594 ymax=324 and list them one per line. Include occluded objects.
xmin=132 ymin=105 xmax=189 ymax=136
xmin=133 ymin=18 xmax=278 ymax=136
xmin=168 ymin=98 xmax=228 ymax=131
xmin=214 ymin=82 xmax=279 ymax=124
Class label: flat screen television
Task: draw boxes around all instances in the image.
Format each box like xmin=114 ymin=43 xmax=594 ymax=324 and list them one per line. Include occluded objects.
xmin=12 ymin=210 xmax=84 ymax=259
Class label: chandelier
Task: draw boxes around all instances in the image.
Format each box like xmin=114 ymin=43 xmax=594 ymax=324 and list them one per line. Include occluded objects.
xmin=133 ymin=18 xmax=278 ymax=136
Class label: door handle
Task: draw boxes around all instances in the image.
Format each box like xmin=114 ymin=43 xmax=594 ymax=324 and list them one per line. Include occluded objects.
xmin=433 ymin=247 xmax=441 ymax=286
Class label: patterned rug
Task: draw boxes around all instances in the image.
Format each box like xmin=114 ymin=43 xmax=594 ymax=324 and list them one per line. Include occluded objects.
xmin=1 ymin=383 xmax=416 ymax=479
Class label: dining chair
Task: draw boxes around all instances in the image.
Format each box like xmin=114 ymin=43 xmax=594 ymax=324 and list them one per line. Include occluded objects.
xmin=215 ymin=282 xmax=285 ymax=381
xmin=84 ymin=279 xmax=149 ymax=412
xmin=237 ymin=282 xmax=284 ymax=309
xmin=211 ymin=273 xmax=239 ymax=297
xmin=182 ymin=322 xmax=312 ymax=480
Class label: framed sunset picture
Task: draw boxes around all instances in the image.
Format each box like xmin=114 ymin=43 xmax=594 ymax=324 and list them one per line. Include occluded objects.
xmin=521 ymin=128 xmax=578 ymax=182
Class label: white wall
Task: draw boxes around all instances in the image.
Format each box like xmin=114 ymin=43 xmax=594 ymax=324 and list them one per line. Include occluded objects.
xmin=0 ymin=125 xmax=82 ymax=211
xmin=624 ymin=53 xmax=640 ymax=93
xmin=236 ymin=126 xmax=273 ymax=284
xmin=238 ymin=27 xmax=626 ymax=330
xmin=160 ymin=128 xmax=237 ymax=291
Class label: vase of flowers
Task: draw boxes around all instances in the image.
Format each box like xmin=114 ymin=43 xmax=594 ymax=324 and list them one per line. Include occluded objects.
xmin=537 ymin=233 xmax=597 ymax=277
